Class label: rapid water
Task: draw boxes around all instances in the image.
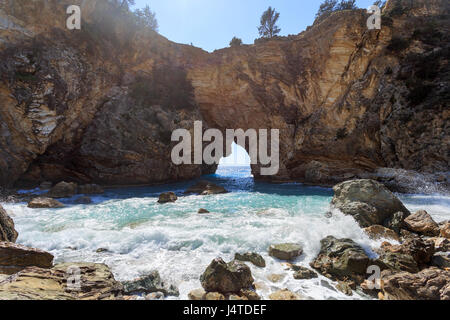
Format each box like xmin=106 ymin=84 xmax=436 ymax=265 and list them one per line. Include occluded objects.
xmin=2 ymin=166 xmax=449 ymax=300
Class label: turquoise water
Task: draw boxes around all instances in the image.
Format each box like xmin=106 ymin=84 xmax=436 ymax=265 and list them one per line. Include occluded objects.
xmin=2 ymin=166 xmax=449 ymax=300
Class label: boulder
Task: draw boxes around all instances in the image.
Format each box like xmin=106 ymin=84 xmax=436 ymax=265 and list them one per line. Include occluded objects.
xmin=268 ymin=243 xmax=303 ymax=261
xmin=234 ymin=252 xmax=266 ymax=268
xmin=331 ymin=179 xmax=410 ymax=228
xmin=310 ymin=236 xmax=370 ymax=282
xmin=431 ymin=252 xmax=450 ymax=269
xmin=122 ymin=270 xmax=179 ymax=297
xmin=440 ymin=222 xmax=450 ymax=239
xmin=374 ymin=250 xmax=419 ymax=273
xmin=27 ymin=197 xmax=65 ymax=209
xmin=269 ymin=289 xmax=302 ymax=300
xmin=291 ymin=265 xmax=318 ymax=280
xmin=0 ymin=205 xmax=18 ymax=243
xmin=198 ymin=208 xmax=210 ymax=214
xmin=47 ymin=181 xmax=78 ymax=198
xmin=78 ymin=184 xmax=104 ymax=195
xmin=381 ymin=267 xmax=450 ymax=300
xmin=185 ymin=181 xmax=228 ymax=195
xmin=383 ymin=211 xmax=408 ymax=234
xmin=75 ymin=196 xmax=92 ymax=204
xmin=188 ymin=288 xmax=206 ymax=300
xmin=377 ymin=238 xmax=435 ymax=267
xmin=363 ymin=225 xmax=400 ymax=242
xmin=0 ymin=262 xmax=124 ymax=300
xmin=200 ymin=258 xmax=254 ymax=294
xmin=0 ymin=242 xmax=54 ymax=275
xmin=157 ymin=192 xmax=177 ymax=204
xmin=404 ymin=210 xmax=440 ymax=236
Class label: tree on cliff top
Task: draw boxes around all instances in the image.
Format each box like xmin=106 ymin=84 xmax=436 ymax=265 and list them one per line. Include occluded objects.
xmin=258 ymin=7 xmax=281 ymax=38
xmin=229 ymin=37 xmax=243 ymax=47
xmin=134 ymin=5 xmax=159 ymax=32
xmin=315 ymin=0 xmax=357 ymax=23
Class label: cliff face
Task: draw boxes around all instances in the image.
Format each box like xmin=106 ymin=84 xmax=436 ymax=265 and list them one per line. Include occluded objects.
xmin=0 ymin=0 xmax=448 ymax=190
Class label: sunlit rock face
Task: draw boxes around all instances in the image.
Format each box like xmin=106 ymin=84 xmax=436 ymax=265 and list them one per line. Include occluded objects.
xmin=0 ymin=0 xmax=448 ymax=189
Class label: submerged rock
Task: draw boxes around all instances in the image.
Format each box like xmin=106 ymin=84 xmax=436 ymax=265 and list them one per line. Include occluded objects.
xmin=0 ymin=205 xmax=18 ymax=243
xmin=269 ymin=289 xmax=302 ymax=300
xmin=78 ymin=184 xmax=104 ymax=195
xmin=27 ymin=197 xmax=65 ymax=208
xmin=268 ymin=243 xmax=303 ymax=261
xmin=75 ymin=196 xmax=92 ymax=204
xmin=234 ymin=252 xmax=266 ymax=268
xmin=0 ymin=262 xmax=124 ymax=300
xmin=310 ymin=236 xmax=369 ymax=282
xmin=157 ymin=192 xmax=177 ymax=204
xmin=381 ymin=267 xmax=450 ymax=300
xmin=185 ymin=181 xmax=228 ymax=195
xmin=0 ymin=242 xmax=54 ymax=275
xmin=200 ymin=258 xmax=254 ymax=294
xmin=47 ymin=181 xmax=78 ymax=198
xmin=331 ymin=179 xmax=410 ymax=228
xmin=122 ymin=270 xmax=179 ymax=297
xmin=198 ymin=208 xmax=210 ymax=214
xmin=404 ymin=210 xmax=440 ymax=236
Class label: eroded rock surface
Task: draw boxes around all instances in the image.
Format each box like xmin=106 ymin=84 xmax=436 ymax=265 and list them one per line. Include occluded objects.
xmin=0 ymin=242 xmax=53 ymax=274
xmin=0 ymin=205 xmax=18 ymax=242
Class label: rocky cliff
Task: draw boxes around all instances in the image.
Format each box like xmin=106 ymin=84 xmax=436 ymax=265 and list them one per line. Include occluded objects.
xmin=0 ymin=0 xmax=448 ymax=191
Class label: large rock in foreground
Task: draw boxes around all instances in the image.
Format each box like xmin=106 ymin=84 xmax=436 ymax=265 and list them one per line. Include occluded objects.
xmin=310 ymin=236 xmax=370 ymax=282
xmin=157 ymin=192 xmax=177 ymax=204
xmin=0 ymin=263 xmax=124 ymax=300
xmin=268 ymin=243 xmax=303 ymax=261
xmin=381 ymin=268 xmax=450 ymax=300
xmin=27 ymin=197 xmax=65 ymax=209
xmin=185 ymin=181 xmax=228 ymax=195
xmin=0 ymin=242 xmax=54 ymax=275
xmin=404 ymin=210 xmax=440 ymax=236
xmin=331 ymin=179 xmax=411 ymax=228
xmin=0 ymin=205 xmax=18 ymax=242
xmin=200 ymin=258 xmax=254 ymax=294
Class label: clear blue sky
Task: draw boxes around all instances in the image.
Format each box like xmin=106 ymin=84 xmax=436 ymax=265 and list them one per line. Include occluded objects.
xmin=133 ymin=0 xmax=376 ymax=52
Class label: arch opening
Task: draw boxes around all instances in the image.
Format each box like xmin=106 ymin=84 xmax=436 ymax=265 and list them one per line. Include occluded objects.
xmin=216 ymin=142 xmax=253 ymax=177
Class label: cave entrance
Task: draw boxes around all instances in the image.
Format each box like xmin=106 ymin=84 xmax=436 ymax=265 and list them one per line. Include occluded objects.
xmin=216 ymin=142 xmax=253 ymax=177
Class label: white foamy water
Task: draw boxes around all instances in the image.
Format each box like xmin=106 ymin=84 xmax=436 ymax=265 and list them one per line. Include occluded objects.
xmin=2 ymin=168 xmax=449 ymax=300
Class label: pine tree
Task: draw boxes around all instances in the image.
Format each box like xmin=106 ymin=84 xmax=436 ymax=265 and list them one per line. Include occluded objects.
xmin=258 ymin=7 xmax=281 ymax=38
xmin=229 ymin=37 xmax=243 ymax=47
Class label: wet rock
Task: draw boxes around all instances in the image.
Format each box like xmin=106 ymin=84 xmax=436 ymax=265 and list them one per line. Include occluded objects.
xmin=383 ymin=211 xmax=408 ymax=234
xmin=78 ymin=184 xmax=104 ymax=195
xmin=198 ymin=208 xmax=210 ymax=214
xmin=336 ymin=281 xmax=353 ymax=296
xmin=364 ymin=225 xmax=400 ymax=242
xmin=185 ymin=181 xmax=228 ymax=195
xmin=0 ymin=205 xmax=18 ymax=243
xmin=75 ymin=196 xmax=92 ymax=204
xmin=47 ymin=181 xmax=78 ymax=198
xmin=122 ymin=271 xmax=179 ymax=297
xmin=157 ymin=192 xmax=177 ymax=204
xmin=0 ymin=262 xmax=124 ymax=300
xmin=200 ymin=258 xmax=254 ymax=294
xmin=331 ymin=179 xmax=410 ymax=228
xmin=234 ymin=252 xmax=266 ymax=268
xmin=205 ymin=292 xmax=225 ymax=300
xmin=381 ymin=267 xmax=450 ymax=300
xmin=268 ymin=243 xmax=302 ymax=261
xmin=0 ymin=242 xmax=54 ymax=275
xmin=269 ymin=289 xmax=302 ymax=300
xmin=374 ymin=250 xmax=419 ymax=273
xmin=39 ymin=181 xmax=52 ymax=190
xmin=188 ymin=288 xmax=206 ymax=300
xmin=404 ymin=210 xmax=440 ymax=236
xmin=291 ymin=265 xmax=318 ymax=280
xmin=27 ymin=197 xmax=64 ymax=208
xmin=310 ymin=236 xmax=370 ymax=282
xmin=431 ymin=252 xmax=450 ymax=269
xmin=145 ymin=292 xmax=164 ymax=300
xmin=96 ymin=248 xmax=109 ymax=253
xmin=376 ymin=238 xmax=435 ymax=268
xmin=440 ymin=222 xmax=450 ymax=239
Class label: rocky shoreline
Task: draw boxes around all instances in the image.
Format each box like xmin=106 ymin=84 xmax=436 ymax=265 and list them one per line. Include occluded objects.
xmin=1 ymin=178 xmax=448 ymax=300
